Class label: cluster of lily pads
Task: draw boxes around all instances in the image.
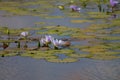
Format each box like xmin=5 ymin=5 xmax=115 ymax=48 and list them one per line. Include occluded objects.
xmin=0 ymin=20 xmax=120 ymax=62
xmin=0 ymin=0 xmax=117 ymax=17
xmin=58 ymin=0 xmax=120 ymax=13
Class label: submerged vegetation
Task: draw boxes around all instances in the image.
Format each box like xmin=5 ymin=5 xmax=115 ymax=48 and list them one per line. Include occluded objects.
xmin=0 ymin=0 xmax=120 ymax=63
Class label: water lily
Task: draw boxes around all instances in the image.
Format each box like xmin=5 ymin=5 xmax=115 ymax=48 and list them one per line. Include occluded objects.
xmin=20 ymin=31 xmax=29 ymax=37
xmin=38 ymin=35 xmax=71 ymax=49
xmin=70 ymin=5 xmax=81 ymax=12
xmin=51 ymin=39 xmax=65 ymax=49
xmin=20 ymin=31 xmax=29 ymax=49
xmin=110 ymin=0 xmax=119 ymax=7
xmin=45 ymin=35 xmax=53 ymax=44
xmin=40 ymin=38 xmax=46 ymax=47
xmin=40 ymin=35 xmax=53 ymax=47
xmin=110 ymin=0 xmax=119 ymax=12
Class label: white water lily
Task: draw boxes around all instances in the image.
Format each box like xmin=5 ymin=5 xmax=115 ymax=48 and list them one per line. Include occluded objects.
xmin=40 ymin=38 xmax=45 ymax=44
xmin=20 ymin=31 xmax=29 ymax=37
xmin=52 ymin=39 xmax=59 ymax=49
xmin=58 ymin=39 xmax=65 ymax=45
xmin=40 ymin=35 xmax=53 ymax=47
xmin=40 ymin=38 xmax=46 ymax=47
xmin=76 ymin=7 xmax=81 ymax=12
xmin=40 ymin=35 xmax=71 ymax=48
xmin=52 ymin=39 xmax=65 ymax=49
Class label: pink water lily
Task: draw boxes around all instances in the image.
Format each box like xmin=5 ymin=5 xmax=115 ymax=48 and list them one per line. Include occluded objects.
xmin=45 ymin=35 xmax=53 ymax=44
xmin=110 ymin=0 xmax=119 ymax=7
xmin=70 ymin=5 xmax=81 ymax=12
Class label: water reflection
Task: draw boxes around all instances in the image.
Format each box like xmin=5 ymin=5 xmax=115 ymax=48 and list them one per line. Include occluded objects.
xmin=0 ymin=56 xmax=120 ymax=80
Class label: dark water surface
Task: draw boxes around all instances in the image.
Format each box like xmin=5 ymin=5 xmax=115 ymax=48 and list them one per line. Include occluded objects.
xmin=0 ymin=56 xmax=120 ymax=80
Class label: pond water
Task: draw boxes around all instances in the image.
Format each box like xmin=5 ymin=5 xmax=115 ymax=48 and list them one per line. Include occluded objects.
xmin=0 ymin=56 xmax=120 ymax=80
xmin=0 ymin=10 xmax=90 ymax=28
xmin=0 ymin=0 xmax=120 ymax=80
